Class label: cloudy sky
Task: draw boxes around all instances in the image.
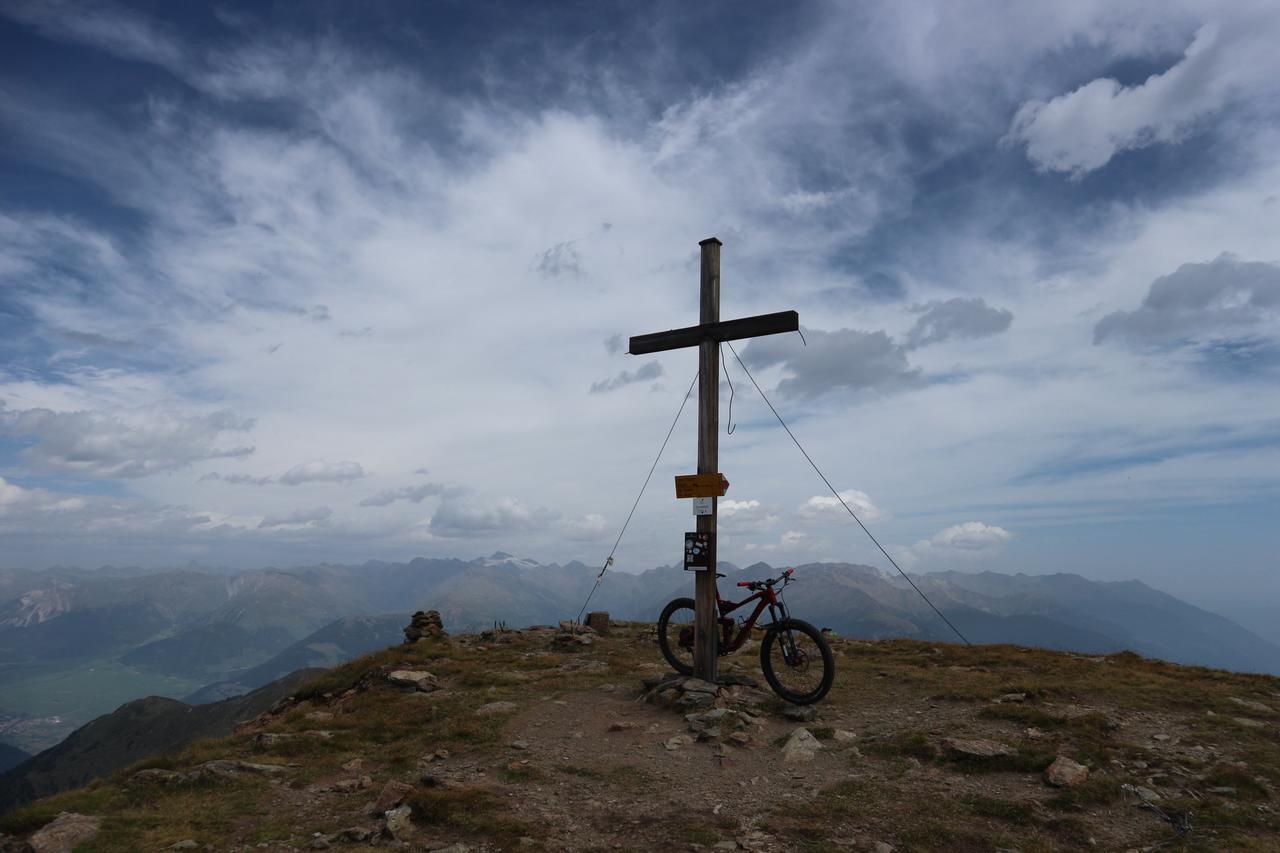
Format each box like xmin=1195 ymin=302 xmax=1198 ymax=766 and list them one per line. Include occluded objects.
xmin=1 ymin=1 xmax=1278 ymax=614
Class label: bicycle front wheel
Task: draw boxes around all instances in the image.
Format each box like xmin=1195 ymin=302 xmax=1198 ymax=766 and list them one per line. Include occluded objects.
xmin=760 ymin=618 xmax=834 ymax=705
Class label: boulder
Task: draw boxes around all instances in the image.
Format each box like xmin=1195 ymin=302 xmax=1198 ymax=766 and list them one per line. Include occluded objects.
xmin=199 ymin=759 xmax=291 ymax=778
xmin=373 ymin=780 xmax=415 ymax=813
xmin=388 ymin=670 xmax=440 ymax=692
xmin=1231 ymin=716 xmax=1266 ymax=729
xmin=1229 ymin=697 xmax=1274 ymax=715
xmin=1044 ymin=756 xmax=1090 ymax=787
xmin=383 ymin=805 xmax=413 ymax=840
xmin=1122 ymin=783 xmax=1162 ymax=803
xmin=254 ymin=731 xmax=333 ymax=747
xmin=941 ymin=738 xmax=1015 ymax=759
xmin=28 ymin=813 xmax=100 ymax=853
xmin=782 ymin=728 xmax=823 ymax=763
xmin=681 ymin=678 xmax=719 ymax=693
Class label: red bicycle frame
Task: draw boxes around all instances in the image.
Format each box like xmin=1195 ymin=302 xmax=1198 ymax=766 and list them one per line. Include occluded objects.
xmin=713 ymin=582 xmax=787 ymax=654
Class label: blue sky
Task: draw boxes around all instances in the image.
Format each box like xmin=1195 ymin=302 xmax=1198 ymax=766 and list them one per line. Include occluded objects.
xmin=1 ymin=0 xmax=1278 ymax=616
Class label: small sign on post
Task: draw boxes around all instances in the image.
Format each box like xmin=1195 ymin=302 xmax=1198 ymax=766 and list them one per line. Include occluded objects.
xmin=675 ymin=473 xmax=729 ymax=499
xmin=691 ymin=496 xmax=713 ymax=516
xmin=684 ymin=531 xmax=713 ymax=571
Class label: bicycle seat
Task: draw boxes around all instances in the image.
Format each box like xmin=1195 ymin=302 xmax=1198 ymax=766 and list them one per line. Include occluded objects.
xmin=715 ymin=572 xmax=726 ymax=579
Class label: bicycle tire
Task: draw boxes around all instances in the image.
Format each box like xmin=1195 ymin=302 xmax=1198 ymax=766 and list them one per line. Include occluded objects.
xmin=657 ymin=597 xmax=696 ymax=676
xmin=760 ymin=618 xmax=834 ymax=705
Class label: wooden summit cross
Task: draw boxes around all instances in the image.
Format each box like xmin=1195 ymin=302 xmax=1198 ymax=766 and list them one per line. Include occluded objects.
xmin=629 ymin=238 xmax=798 ymax=682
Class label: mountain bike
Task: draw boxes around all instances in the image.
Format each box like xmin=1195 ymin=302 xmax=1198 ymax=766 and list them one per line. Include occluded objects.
xmin=657 ymin=568 xmax=835 ymax=705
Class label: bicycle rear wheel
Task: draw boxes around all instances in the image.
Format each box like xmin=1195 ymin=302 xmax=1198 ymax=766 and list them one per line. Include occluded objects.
xmin=760 ymin=618 xmax=834 ymax=705
xmin=657 ymin=597 xmax=696 ymax=676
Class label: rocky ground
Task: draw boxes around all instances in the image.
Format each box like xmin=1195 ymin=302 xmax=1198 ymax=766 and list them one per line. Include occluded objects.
xmin=2 ymin=620 xmax=1278 ymax=852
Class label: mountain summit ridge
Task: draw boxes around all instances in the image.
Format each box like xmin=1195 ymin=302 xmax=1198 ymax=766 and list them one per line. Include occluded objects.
xmin=1 ymin=622 xmax=1278 ymax=849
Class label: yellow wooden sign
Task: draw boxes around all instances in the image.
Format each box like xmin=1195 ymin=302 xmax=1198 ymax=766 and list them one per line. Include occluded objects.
xmin=674 ymin=473 xmax=729 ymax=499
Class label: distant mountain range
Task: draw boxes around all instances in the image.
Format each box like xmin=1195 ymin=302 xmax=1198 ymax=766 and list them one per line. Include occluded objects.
xmin=2 ymin=554 xmax=1277 ymax=757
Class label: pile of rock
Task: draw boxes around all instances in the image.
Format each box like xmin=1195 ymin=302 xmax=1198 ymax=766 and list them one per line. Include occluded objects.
xmin=403 ymin=610 xmax=446 ymax=643
xmin=640 ymin=670 xmax=769 ymax=710
xmin=684 ymin=707 xmax=763 ymax=745
xmin=550 ymin=620 xmax=597 ymax=650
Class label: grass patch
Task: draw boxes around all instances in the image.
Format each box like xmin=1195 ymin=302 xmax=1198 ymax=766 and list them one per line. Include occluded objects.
xmin=898 ymin=820 xmax=1010 ymax=851
xmin=943 ymin=746 xmax=1055 ymax=774
xmin=405 ymin=785 xmax=531 ymax=844
xmin=980 ymin=704 xmax=1061 ymax=728
xmin=865 ymin=731 xmax=938 ymax=761
xmin=500 ymin=764 xmax=546 ymax=783
xmin=554 ymin=763 xmax=651 ymax=786
xmin=1203 ymin=765 xmax=1271 ymax=800
xmin=1045 ymin=776 xmax=1121 ymax=811
xmin=960 ymin=794 xmax=1038 ymax=825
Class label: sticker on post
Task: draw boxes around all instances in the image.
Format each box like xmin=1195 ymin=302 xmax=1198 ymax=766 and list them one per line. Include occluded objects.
xmin=684 ymin=531 xmax=712 ymax=571
xmin=691 ymin=497 xmax=712 ymax=516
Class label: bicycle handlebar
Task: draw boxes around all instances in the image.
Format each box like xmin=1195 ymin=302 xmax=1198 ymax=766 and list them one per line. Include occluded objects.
xmin=735 ymin=568 xmax=796 ymax=591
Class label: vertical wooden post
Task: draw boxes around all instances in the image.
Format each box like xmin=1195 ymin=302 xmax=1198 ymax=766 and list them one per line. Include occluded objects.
xmin=694 ymin=237 xmax=721 ymax=682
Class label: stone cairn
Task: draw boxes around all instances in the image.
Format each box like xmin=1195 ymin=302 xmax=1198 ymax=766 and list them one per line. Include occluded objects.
xmin=403 ymin=610 xmax=446 ymax=644
xmin=584 ymin=611 xmax=610 ymax=635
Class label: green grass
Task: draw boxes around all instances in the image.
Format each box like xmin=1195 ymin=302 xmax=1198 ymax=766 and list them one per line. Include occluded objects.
xmin=1045 ymin=776 xmax=1121 ymax=811
xmin=960 ymin=794 xmax=1038 ymax=824
xmin=404 ymin=786 xmax=532 ymax=844
xmin=943 ymin=745 xmax=1056 ymax=774
xmin=865 ymin=731 xmax=938 ymax=761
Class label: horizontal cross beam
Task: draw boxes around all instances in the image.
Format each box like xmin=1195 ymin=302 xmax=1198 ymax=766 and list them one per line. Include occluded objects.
xmin=628 ymin=310 xmax=799 ymax=356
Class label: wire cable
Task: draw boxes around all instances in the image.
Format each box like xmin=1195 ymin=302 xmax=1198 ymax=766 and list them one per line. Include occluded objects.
xmin=720 ymin=343 xmax=736 ymax=435
xmin=575 ymin=370 xmax=699 ymax=624
xmin=723 ymin=341 xmax=971 ymax=646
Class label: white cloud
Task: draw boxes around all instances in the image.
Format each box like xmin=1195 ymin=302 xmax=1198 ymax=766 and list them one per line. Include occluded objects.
xmin=563 ymin=513 xmax=610 ymax=541
xmin=1007 ymin=14 xmax=1280 ymax=176
xmin=258 ymin=506 xmax=332 ymax=529
xmin=589 ymin=361 xmax=664 ymax=394
xmin=930 ymin=521 xmax=1012 ymax=551
xmin=905 ymin=298 xmax=1013 ymax=349
xmin=428 ymin=497 xmax=558 ymax=538
xmin=1094 ymin=253 xmax=1280 ymax=346
xmin=357 ymin=483 xmax=456 ymax=507
xmin=0 ymin=404 xmax=254 ymax=479
xmin=278 ymin=461 xmax=366 ymax=486
xmin=717 ymin=499 xmax=779 ymax=533
xmin=798 ymin=490 xmax=888 ymax=524
xmin=903 ymin=521 xmax=1012 ymax=567
xmin=741 ymin=329 xmax=922 ymax=400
